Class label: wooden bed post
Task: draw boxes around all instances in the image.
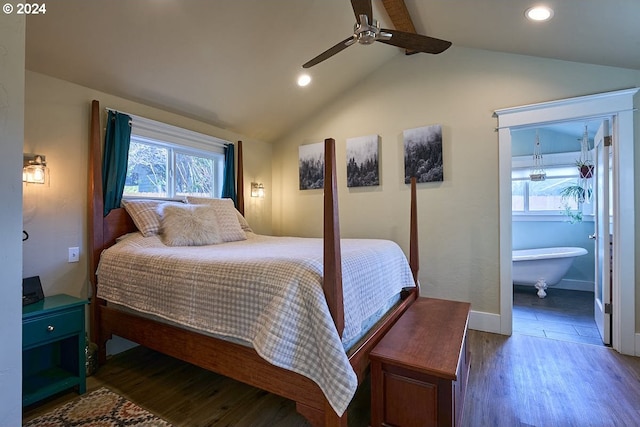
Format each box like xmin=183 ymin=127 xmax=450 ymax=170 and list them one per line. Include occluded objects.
xmin=88 ymin=99 xmax=107 ymax=363
xmin=236 ymin=140 xmax=244 ymax=216
xmin=323 ymin=138 xmax=344 ymax=338
xmin=409 ymin=176 xmax=419 ymax=295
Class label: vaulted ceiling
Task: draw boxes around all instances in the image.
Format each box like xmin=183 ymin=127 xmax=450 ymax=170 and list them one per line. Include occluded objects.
xmin=25 ymin=0 xmax=640 ymax=143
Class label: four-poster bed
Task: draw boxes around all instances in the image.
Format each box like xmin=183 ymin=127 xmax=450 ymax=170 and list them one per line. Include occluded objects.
xmin=88 ymin=99 xmax=420 ymax=427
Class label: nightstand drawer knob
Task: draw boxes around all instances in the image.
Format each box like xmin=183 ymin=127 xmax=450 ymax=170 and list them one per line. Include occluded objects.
xmin=47 ymin=325 xmax=55 ymax=332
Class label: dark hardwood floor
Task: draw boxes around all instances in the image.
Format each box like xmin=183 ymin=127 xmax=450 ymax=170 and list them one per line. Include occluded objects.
xmin=23 ymin=330 xmax=640 ymax=426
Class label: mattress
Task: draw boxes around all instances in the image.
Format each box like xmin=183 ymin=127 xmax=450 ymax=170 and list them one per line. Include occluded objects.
xmin=97 ymin=231 xmax=415 ymax=415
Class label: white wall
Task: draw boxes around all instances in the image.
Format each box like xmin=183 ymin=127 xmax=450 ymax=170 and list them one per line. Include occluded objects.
xmin=0 ymin=13 xmax=25 ymax=425
xmin=272 ymin=47 xmax=640 ymax=328
xmin=23 ymin=71 xmax=273 ymax=301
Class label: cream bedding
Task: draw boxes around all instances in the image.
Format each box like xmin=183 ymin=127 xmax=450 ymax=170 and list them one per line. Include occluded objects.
xmin=96 ymin=231 xmax=415 ymax=415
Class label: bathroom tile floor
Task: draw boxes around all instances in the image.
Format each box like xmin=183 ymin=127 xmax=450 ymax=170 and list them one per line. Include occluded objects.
xmin=513 ymin=285 xmax=604 ymax=346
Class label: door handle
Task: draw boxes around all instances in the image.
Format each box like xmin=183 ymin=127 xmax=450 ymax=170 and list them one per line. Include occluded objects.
xmin=588 ymin=234 xmax=597 ymax=240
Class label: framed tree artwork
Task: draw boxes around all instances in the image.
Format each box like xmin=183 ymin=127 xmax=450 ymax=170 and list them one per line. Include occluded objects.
xmin=299 ymin=142 xmax=324 ymax=190
xmin=346 ymin=135 xmax=380 ymax=187
xmin=404 ymin=124 xmax=443 ymax=183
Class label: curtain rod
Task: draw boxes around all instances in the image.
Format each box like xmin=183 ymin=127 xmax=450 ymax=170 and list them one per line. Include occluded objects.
xmin=104 ymin=106 xmax=231 ymax=147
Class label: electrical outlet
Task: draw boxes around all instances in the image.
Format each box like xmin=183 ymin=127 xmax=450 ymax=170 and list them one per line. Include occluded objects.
xmin=68 ymin=247 xmax=79 ymax=263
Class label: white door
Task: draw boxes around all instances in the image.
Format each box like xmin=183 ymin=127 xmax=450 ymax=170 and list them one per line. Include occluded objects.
xmin=593 ymin=120 xmax=611 ymax=345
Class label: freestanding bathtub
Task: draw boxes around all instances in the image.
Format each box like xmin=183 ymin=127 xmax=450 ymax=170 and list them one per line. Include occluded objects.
xmin=512 ymin=247 xmax=588 ymax=298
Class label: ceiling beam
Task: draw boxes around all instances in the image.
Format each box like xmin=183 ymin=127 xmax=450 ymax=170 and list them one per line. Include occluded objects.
xmin=381 ymin=0 xmax=418 ymax=54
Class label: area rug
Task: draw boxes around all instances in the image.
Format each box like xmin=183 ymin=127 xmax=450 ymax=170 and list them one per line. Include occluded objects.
xmin=23 ymin=387 xmax=173 ymax=426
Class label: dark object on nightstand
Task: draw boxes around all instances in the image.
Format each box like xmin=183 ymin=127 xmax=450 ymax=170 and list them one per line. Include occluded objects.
xmin=22 ymin=276 xmax=44 ymax=306
xmin=22 ymin=294 xmax=88 ymax=406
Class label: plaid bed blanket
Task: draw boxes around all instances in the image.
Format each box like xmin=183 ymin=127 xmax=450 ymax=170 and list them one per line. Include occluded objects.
xmin=97 ymin=232 xmax=414 ymax=415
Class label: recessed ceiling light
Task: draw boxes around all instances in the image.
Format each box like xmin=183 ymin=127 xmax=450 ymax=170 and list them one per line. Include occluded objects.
xmin=525 ymin=6 xmax=554 ymax=22
xmin=297 ymin=74 xmax=311 ymax=87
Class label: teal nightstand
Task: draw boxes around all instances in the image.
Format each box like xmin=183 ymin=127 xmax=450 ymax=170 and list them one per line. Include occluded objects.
xmin=22 ymin=294 xmax=88 ymax=406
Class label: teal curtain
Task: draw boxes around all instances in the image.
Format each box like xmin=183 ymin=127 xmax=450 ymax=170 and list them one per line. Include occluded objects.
xmin=102 ymin=111 xmax=132 ymax=216
xmin=221 ymin=144 xmax=237 ymax=205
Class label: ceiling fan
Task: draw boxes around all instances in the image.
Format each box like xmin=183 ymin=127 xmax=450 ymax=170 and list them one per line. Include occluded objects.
xmin=302 ymin=0 xmax=452 ymax=68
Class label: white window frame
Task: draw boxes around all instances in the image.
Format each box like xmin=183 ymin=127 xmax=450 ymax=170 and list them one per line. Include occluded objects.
xmin=511 ymin=151 xmax=594 ymax=222
xmin=120 ymin=112 xmax=229 ymax=199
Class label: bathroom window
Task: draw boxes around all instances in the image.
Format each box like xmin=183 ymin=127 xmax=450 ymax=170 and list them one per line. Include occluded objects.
xmin=512 ymin=165 xmax=579 ymax=215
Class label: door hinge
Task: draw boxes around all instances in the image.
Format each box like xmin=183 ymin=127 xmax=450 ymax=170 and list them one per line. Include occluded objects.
xmin=604 ymin=135 xmax=613 ymax=146
xmin=604 ymin=302 xmax=612 ymax=314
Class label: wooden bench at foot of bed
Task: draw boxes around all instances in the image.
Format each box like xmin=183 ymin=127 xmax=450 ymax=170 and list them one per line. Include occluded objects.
xmin=370 ymin=297 xmax=471 ymax=427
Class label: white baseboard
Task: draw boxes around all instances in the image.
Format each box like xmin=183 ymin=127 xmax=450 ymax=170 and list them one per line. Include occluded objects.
xmin=635 ymin=333 xmax=640 ymax=357
xmin=469 ymin=310 xmax=502 ymax=334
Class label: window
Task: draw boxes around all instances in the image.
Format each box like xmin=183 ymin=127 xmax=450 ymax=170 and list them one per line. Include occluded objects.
xmin=512 ymin=165 xmax=580 ymax=215
xmin=122 ymin=114 xmax=227 ymax=199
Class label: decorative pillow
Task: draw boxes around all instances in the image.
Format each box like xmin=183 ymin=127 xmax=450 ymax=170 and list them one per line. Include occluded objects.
xmin=235 ymin=210 xmax=253 ymax=233
xmin=187 ymin=196 xmax=252 ymax=242
xmin=121 ymin=199 xmax=184 ymax=237
xmin=158 ymin=204 xmax=222 ymax=246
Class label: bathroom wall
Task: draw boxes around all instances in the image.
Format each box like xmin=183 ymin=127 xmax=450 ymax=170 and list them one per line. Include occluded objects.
xmin=511 ymin=127 xmax=595 ymax=291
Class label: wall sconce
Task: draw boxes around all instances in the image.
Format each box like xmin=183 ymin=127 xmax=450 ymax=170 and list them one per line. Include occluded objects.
xmin=23 ymin=154 xmax=49 ymax=185
xmin=251 ymin=182 xmax=265 ymax=198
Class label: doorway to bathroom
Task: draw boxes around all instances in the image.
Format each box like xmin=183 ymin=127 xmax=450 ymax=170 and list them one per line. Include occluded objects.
xmin=494 ymin=88 xmax=638 ymax=355
xmin=509 ymin=120 xmax=603 ymax=345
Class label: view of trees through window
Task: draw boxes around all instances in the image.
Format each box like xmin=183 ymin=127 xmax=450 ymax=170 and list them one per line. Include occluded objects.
xmin=125 ymin=140 xmax=168 ymax=197
xmin=124 ymin=138 xmax=222 ymax=198
xmin=175 ymin=152 xmax=214 ymax=197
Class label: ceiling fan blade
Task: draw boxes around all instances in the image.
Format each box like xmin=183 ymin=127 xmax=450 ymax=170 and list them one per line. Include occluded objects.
xmin=303 ymin=36 xmax=357 ymax=68
xmin=377 ymin=29 xmax=452 ymax=54
xmin=350 ymin=0 xmax=372 ymax=24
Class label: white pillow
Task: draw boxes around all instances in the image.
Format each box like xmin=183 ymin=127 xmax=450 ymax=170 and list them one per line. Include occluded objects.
xmin=158 ymin=204 xmax=222 ymax=246
xmin=185 ymin=197 xmax=250 ymax=238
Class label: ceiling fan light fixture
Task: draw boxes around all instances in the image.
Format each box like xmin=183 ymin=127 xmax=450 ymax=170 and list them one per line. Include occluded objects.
xmin=297 ymin=73 xmax=311 ymax=87
xmin=525 ymin=6 xmax=554 ymax=22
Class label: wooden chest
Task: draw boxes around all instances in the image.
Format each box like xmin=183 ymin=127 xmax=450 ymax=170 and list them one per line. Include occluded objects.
xmin=370 ymin=297 xmax=471 ymax=427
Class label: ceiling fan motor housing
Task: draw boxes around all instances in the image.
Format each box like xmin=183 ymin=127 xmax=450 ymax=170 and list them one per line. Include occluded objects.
xmin=354 ymin=16 xmax=389 ymax=44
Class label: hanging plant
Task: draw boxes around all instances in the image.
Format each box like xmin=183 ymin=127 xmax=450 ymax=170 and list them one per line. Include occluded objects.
xmin=576 ymin=160 xmax=594 ymax=179
xmin=560 ymin=184 xmax=589 ymax=223
xmin=561 ymin=184 xmax=586 ymax=204
xmin=561 ymin=203 xmax=583 ymax=224
xmin=576 ymin=124 xmax=594 ymax=180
